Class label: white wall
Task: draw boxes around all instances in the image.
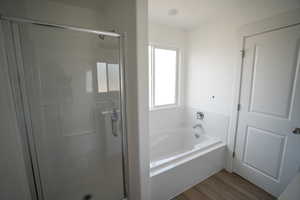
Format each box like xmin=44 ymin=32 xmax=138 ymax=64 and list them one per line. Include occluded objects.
xmin=186 ymin=7 xmax=300 ymax=123
xmin=186 ymin=21 xmax=239 ymax=116
xmin=148 ymin=23 xmax=187 ymax=132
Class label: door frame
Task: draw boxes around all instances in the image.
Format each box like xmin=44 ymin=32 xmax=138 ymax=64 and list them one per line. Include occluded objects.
xmin=226 ymin=8 xmax=300 ymax=172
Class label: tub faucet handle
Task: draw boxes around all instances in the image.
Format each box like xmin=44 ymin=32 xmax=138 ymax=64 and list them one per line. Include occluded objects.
xmin=196 ymin=112 xmax=204 ymax=120
xmin=193 ymin=124 xmax=202 ymax=129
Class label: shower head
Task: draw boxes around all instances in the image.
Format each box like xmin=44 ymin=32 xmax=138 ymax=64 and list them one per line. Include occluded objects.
xmin=98 ymin=29 xmax=116 ymax=40
xmin=98 ymin=34 xmax=105 ymax=40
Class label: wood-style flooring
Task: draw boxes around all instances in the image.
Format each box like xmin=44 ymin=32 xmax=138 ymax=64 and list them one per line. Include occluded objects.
xmin=172 ymin=170 xmax=276 ymax=200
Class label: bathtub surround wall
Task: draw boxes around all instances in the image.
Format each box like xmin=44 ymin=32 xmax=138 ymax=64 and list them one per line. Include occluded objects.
xmin=149 ymin=107 xmax=185 ymax=132
xmin=184 ymin=107 xmax=230 ymax=144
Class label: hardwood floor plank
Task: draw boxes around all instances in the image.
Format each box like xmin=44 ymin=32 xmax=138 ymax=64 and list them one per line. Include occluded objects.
xmin=194 ymin=181 xmax=226 ymax=200
xmin=182 ymin=188 xmax=212 ymax=200
xmin=172 ymin=194 xmax=188 ymax=200
xmin=172 ymin=170 xmax=276 ymax=200
xmin=203 ymin=175 xmax=252 ymax=200
xmin=215 ymin=170 xmax=275 ymax=200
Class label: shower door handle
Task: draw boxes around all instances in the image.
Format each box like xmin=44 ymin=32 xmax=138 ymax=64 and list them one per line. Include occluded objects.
xmin=111 ymin=109 xmax=119 ymax=137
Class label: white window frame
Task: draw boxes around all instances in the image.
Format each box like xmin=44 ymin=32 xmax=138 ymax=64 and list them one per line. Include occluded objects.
xmin=149 ymin=44 xmax=180 ymax=110
xmin=96 ymin=62 xmax=120 ymax=94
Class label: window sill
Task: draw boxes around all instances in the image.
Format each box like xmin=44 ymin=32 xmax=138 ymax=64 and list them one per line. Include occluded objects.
xmin=149 ymin=105 xmax=182 ymax=112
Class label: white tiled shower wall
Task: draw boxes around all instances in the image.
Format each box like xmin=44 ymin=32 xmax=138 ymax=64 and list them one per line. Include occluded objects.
xmin=149 ymin=107 xmax=230 ymax=144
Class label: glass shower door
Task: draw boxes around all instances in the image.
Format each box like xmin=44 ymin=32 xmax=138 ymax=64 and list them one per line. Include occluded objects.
xmin=5 ymin=21 xmax=126 ymax=200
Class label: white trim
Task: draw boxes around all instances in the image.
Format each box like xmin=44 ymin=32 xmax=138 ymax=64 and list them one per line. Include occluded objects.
xmin=148 ymin=44 xmax=180 ymax=110
xmin=149 ymin=104 xmax=182 ymax=112
xmin=136 ymin=0 xmax=150 ymax=199
xmin=226 ymin=8 xmax=300 ymax=172
xmin=149 ymin=42 xmax=181 ymax=50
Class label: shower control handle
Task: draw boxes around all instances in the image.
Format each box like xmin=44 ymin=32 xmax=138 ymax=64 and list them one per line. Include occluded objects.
xmin=111 ymin=109 xmax=119 ymax=137
xmin=292 ymin=128 xmax=300 ymax=135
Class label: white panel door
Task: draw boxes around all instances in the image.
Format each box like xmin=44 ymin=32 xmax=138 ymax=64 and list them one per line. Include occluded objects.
xmin=234 ymin=24 xmax=300 ymax=197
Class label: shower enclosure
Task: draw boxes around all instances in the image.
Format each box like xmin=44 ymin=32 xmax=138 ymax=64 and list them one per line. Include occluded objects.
xmin=0 ymin=16 xmax=128 ymax=200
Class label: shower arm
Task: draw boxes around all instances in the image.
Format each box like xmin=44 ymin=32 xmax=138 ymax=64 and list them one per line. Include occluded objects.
xmin=0 ymin=14 xmax=120 ymax=38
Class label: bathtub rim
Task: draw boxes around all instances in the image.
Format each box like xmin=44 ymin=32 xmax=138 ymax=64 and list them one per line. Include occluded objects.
xmin=150 ymin=140 xmax=225 ymax=177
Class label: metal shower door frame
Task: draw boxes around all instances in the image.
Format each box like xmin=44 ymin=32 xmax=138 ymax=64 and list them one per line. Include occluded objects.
xmin=0 ymin=15 xmax=129 ymax=200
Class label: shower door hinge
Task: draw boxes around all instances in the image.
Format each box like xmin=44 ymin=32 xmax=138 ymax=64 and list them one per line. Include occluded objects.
xmin=232 ymin=151 xmax=236 ymax=158
xmin=237 ymin=104 xmax=241 ymax=111
xmin=241 ymin=50 xmax=245 ymax=58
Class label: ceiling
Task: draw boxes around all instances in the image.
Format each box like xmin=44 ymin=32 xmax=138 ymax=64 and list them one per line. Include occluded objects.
xmin=148 ymin=0 xmax=300 ymax=30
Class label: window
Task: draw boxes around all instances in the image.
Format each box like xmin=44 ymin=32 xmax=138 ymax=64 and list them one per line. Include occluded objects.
xmin=96 ymin=62 xmax=120 ymax=93
xmin=149 ymin=45 xmax=179 ymax=109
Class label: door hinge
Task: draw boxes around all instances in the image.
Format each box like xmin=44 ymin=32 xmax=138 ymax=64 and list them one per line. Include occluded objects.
xmin=232 ymin=151 xmax=236 ymax=158
xmin=241 ymin=50 xmax=245 ymax=58
xmin=237 ymin=104 xmax=241 ymax=111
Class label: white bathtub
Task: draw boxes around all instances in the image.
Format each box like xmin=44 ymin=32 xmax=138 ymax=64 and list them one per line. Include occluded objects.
xmin=150 ymin=128 xmax=226 ymax=200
